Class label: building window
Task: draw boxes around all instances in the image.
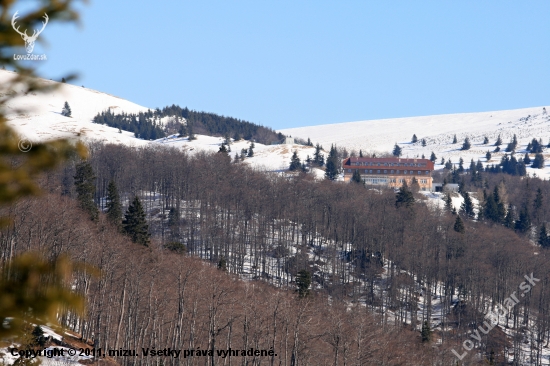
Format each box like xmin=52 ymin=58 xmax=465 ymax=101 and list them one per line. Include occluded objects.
xmin=384 ymin=170 xmax=387 ymax=173
xmin=418 ymin=171 xmax=421 ymax=174
xmin=404 ymin=170 xmax=407 ymax=174
xmin=377 ymin=170 xmax=380 ymax=173
xmin=391 ymin=170 xmax=394 ymax=173
xmin=426 ymin=171 xmax=429 ymax=174
xmin=365 ymin=170 xmax=368 ymax=174
xmin=369 ymin=170 xmax=372 ymax=173
xmin=348 ymin=169 xmax=351 ymax=173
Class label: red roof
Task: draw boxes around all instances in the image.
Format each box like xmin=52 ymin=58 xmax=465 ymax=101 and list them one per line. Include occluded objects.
xmin=342 ymin=157 xmax=434 ymax=170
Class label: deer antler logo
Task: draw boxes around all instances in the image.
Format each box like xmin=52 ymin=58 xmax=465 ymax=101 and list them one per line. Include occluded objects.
xmin=12 ymin=11 xmax=49 ymax=54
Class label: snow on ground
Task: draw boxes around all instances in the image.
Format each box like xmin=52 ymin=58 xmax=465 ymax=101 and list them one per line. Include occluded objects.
xmin=280 ymin=106 xmax=550 ymax=179
xmin=1 ymin=69 xmax=319 ymax=172
xmin=1 ymin=70 xmax=150 ymax=146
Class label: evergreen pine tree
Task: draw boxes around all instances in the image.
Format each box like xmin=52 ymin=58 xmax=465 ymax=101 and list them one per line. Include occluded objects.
xmin=218 ymin=256 xmax=227 ymax=271
xmin=247 ymin=141 xmax=255 ymax=157
xmin=421 ymin=321 xmax=432 ymax=343
xmin=514 ymin=206 xmax=531 ymax=233
xmin=411 ymin=134 xmax=418 ymax=143
xmin=106 ymin=180 xmax=122 ymax=230
xmin=441 ymin=157 xmax=445 ymax=165
xmin=167 ymin=207 xmax=179 ymax=228
xmin=289 ymin=150 xmax=302 ymax=171
xmin=486 ymin=151 xmax=492 ymax=161
xmin=61 ymin=101 xmax=72 ymax=117
xmin=461 ymin=137 xmax=471 ymax=150
xmin=458 ymin=157 xmax=464 ymax=173
xmin=123 ymin=196 xmax=150 ymax=246
xmin=430 ymin=151 xmax=436 ymax=162
xmin=454 ymin=215 xmax=465 ymax=233
xmin=351 ymin=169 xmax=362 ymax=184
xmin=452 ymin=134 xmax=457 ymax=144
xmin=359 ymin=149 xmax=363 ymax=157
xmin=396 ymin=181 xmax=415 ymax=208
xmin=325 ymin=144 xmax=339 ymax=180
xmin=313 ymin=143 xmax=324 ymax=166
xmin=421 ymin=138 xmax=427 ymax=147
xmin=61 ymin=77 xmax=66 ymax=83
xmin=392 ymin=143 xmax=402 ymax=157
xmin=444 ymin=192 xmax=453 ymax=212
xmin=532 ymin=153 xmax=545 ymax=169
xmin=494 ymin=134 xmax=502 ymax=146
xmin=483 ymin=136 xmax=489 ymax=144
xmin=460 ymin=191 xmax=475 ymax=218
xmin=74 ymin=161 xmax=98 ymax=222
xmin=296 ymin=269 xmax=311 ymax=298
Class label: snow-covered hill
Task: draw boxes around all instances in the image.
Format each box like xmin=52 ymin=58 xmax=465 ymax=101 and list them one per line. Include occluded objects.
xmin=1 ymin=70 xmax=319 ymax=173
xmin=280 ymin=106 xmax=550 ymax=178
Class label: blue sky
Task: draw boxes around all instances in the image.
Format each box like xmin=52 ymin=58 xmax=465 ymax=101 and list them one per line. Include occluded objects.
xmin=23 ymin=1 xmax=550 ymax=130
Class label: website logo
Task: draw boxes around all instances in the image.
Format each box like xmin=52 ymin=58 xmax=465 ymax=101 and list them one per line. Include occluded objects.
xmin=12 ymin=11 xmax=48 ymax=61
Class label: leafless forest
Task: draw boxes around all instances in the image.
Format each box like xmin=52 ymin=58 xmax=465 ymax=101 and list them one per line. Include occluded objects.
xmin=2 ymin=143 xmax=550 ymax=365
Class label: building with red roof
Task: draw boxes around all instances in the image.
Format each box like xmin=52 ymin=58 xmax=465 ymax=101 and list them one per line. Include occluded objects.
xmin=342 ymin=157 xmax=434 ymax=190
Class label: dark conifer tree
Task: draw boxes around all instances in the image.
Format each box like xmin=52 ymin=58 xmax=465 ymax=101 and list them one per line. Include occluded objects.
xmin=486 ymin=151 xmax=492 ymax=161
xmin=461 ymin=137 xmax=471 ymax=150
xmin=218 ymin=256 xmax=227 ymax=271
xmin=123 ymin=196 xmax=150 ymax=246
xmin=514 ymin=206 xmax=531 ymax=233
xmin=421 ymin=138 xmax=426 ymax=147
xmin=359 ymin=149 xmax=363 ymax=157
xmin=532 ymin=153 xmax=545 ymax=169
xmin=458 ymin=157 xmax=464 ymax=173
xmin=454 ymin=215 xmax=465 ymax=233
xmin=247 ymin=141 xmax=255 ymax=157
xmin=411 ymin=134 xmax=418 ymax=143
xmin=392 ymin=143 xmax=402 ymax=157
xmin=430 ymin=151 xmax=436 ymax=162
xmin=483 ymin=136 xmax=489 ymax=144
xmin=313 ymin=143 xmax=324 ymax=166
xmin=351 ymin=169 xmax=362 ymax=184
xmin=395 ymin=181 xmax=415 ymax=208
xmin=452 ymin=134 xmax=457 ymax=144
xmin=289 ymin=150 xmax=302 ymax=171
xmin=460 ymin=191 xmax=475 ymax=218
xmin=74 ymin=161 xmax=98 ymax=222
xmin=421 ymin=321 xmax=432 ymax=343
xmin=444 ymin=192 xmax=453 ymax=212
xmin=296 ymin=269 xmax=311 ymax=298
xmin=106 ymin=180 xmax=122 ymax=230
xmin=494 ymin=134 xmax=502 ymax=146
xmin=325 ymin=145 xmax=339 ymax=180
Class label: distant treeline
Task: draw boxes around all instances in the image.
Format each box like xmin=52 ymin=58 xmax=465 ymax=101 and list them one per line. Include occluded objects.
xmin=93 ymin=105 xmax=284 ymax=144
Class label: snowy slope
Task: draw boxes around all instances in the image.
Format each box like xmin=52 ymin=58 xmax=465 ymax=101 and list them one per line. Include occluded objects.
xmin=1 ymin=69 xmax=150 ymax=146
xmin=1 ymin=69 xmax=318 ymax=172
xmin=280 ymin=107 xmax=550 ymax=178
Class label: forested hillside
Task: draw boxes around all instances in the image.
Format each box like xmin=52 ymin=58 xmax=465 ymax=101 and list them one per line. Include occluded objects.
xmin=23 ymin=142 xmax=549 ymax=365
xmin=92 ymin=105 xmax=284 ymax=144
